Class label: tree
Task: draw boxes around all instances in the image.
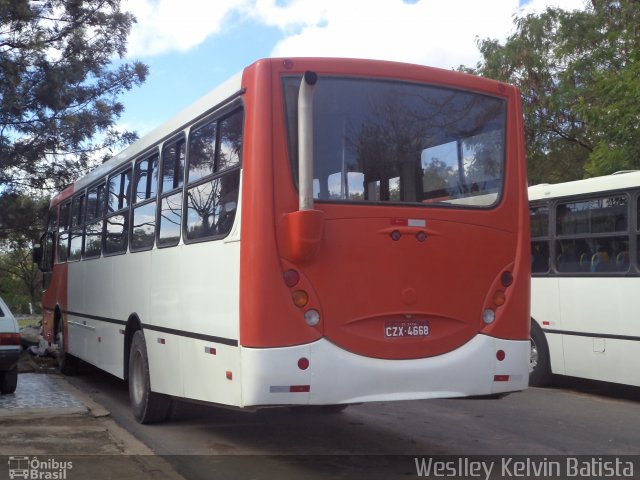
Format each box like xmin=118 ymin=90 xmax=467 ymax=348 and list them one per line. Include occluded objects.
xmin=0 ymin=192 xmax=48 ymax=312
xmin=0 ymin=0 xmax=148 ymax=192
xmin=462 ymin=1 xmax=640 ymax=184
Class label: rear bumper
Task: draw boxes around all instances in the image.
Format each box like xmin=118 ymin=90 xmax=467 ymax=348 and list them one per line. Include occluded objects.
xmin=0 ymin=347 xmax=21 ymax=371
xmin=240 ymin=334 xmax=529 ymax=407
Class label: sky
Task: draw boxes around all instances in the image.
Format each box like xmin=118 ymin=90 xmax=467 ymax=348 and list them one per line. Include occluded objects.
xmin=117 ymin=0 xmax=588 ymax=138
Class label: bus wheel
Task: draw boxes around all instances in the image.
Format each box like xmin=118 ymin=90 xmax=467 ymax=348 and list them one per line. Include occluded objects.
xmin=56 ymin=321 xmax=78 ymax=375
xmin=529 ymin=320 xmax=551 ymax=387
xmin=129 ymin=330 xmax=171 ymax=424
xmin=0 ymin=366 xmax=17 ymax=394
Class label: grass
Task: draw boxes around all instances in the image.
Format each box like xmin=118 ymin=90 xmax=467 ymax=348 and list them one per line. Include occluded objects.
xmin=17 ymin=316 xmax=41 ymax=328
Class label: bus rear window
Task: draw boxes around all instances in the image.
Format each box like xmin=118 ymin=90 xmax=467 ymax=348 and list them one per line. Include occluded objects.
xmin=283 ymin=76 xmax=506 ymax=208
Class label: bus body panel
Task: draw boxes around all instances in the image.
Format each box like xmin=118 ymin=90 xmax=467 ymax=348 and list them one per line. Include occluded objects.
xmin=533 ymin=276 xmax=640 ymax=386
xmin=530 ymin=171 xmax=640 ymax=387
xmin=240 ymin=336 xmax=529 ymax=406
xmin=240 ymin=58 xmax=529 ymax=361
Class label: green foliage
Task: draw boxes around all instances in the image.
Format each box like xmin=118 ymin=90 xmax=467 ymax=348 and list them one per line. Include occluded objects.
xmin=464 ymin=1 xmax=640 ymax=184
xmin=0 ymin=192 xmax=48 ymax=311
xmin=0 ymin=0 xmax=148 ymax=192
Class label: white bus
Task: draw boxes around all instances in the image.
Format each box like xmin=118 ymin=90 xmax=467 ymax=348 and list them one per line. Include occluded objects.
xmin=529 ymin=171 xmax=640 ymax=387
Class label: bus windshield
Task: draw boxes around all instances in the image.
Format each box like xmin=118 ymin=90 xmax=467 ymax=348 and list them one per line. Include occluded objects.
xmin=283 ymin=76 xmax=506 ymax=208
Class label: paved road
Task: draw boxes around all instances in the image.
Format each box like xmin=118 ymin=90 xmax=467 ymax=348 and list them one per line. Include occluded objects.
xmin=65 ymin=368 xmax=640 ymax=479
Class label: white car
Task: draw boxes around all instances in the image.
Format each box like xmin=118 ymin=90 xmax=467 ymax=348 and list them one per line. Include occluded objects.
xmin=0 ymin=296 xmax=20 ymax=394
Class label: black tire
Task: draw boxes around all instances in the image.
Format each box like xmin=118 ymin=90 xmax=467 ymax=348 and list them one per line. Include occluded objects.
xmin=129 ymin=330 xmax=172 ymax=424
xmin=529 ymin=319 xmax=551 ymax=387
xmin=56 ymin=320 xmax=79 ymax=375
xmin=0 ymin=366 xmax=18 ymax=394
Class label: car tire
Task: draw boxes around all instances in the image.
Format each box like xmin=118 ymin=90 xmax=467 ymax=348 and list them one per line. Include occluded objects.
xmin=0 ymin=366 xmax=17 ymax=394
xmin=529 ymin=319 xmax=551 ymax=387
xmin=129 ymin=330 xmax=172 ymax=424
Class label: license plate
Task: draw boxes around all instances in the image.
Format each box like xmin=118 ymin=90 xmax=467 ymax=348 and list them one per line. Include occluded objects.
xmin=384 ymin=320 xmax=429 ymax=338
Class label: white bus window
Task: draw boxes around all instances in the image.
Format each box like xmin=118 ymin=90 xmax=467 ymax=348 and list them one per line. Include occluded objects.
xmin=189 ymin=121 xmax=216 ymax=184
xmin=134 ymin=154 xmax=159 ymax=203
xmin=131 ymin=202 xmax=156 ymax=251
xmin=104 ymin=214 xmax=128 ymax=255
xmin=108 ymin=169 xmax=132 ymax=213
xmin=218 ymin=110 xmax=242 ymax=171
xmin=161 ymin=139 xmax=185 ymax=193
xmin=158 ymin=193 xmax=182 ymax=247
xmin=83 ymin=221 xmax=103 ymax=259
xmin=186 ymin=171 xmax=240 ymax=240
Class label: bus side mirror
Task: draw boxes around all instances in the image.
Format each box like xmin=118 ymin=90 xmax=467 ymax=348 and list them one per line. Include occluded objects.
xmin=283 ymin=209 xmax=325 ymax=264
xmin=32 ymin=244 xmax=43 ymax=266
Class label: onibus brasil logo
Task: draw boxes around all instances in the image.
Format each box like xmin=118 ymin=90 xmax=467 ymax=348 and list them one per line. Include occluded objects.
xmin=8 ymin=456 xmax=73 ymax=479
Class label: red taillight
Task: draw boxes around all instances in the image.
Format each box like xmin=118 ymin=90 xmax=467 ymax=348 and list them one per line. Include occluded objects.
xmin=496 ymin=350 xmax=506 ymax=361
xmin=284 ymin=269 xmax=300 ymax=287
xmin=494 ymin=375 xmax=510 ymax=382
xmin=0 ymin=333 xmax=20 ymax=346
xmin=298 ymin=357 xmax=310 ymax=370
xmin=290 ymin=385 xmax=310 ymax=392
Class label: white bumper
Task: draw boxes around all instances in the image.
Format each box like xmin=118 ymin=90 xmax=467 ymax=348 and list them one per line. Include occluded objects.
xmin=240 ymin=334 xmax=529 ymax=407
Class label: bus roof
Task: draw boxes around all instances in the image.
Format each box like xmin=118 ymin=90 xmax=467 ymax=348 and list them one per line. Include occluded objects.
xmin=73 ymin=70 xmax=244 ymax=192
xmin=528 ymin=171 xmax=640 ymax=202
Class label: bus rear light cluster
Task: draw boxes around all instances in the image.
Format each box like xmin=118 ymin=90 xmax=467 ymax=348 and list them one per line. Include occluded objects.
xmin=483 ymin=270 xmax=513 ymax=324
xmin=298 ymin=357 xmax=310 ymax=370
xmin=282 ymin=265 xmax=321 ymax=327
xmin=496 ymin=350 xmax=506 ymax=361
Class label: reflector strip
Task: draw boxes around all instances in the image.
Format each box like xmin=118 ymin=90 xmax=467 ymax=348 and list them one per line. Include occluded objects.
xmin=542 ymin=321 xmax=550 ymax=326
xmin=290 ymin=385 xmax=311 ymax=392
xmin=157 ymin=338 xmax=166 ymax=344
xmin=205 ymin=347 xmax=217 ymax=355
xmin=270 ymin=385 xmax=311 ymax=393
xmin=494 ymin=375 xmax=510 ymax=382
xmin=408 ymin=219 xmax=426 ymax=228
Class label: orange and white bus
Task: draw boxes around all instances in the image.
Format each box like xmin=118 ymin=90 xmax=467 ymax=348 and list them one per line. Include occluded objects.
xmin=35 ymin=58 xmax=530 ymax=423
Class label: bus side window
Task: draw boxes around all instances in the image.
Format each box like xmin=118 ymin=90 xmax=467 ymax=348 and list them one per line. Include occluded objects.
xmin=57 ymin=202 xmax=71 ymax=263
xmin=185 ymin=107 xmax=242 ymax=242
xmin=131 ymin=153 xmax=159 ymax=252
xmin=84 ymin=183 xmax=106 ymax=259
xmin=158 ymin=137 xmax=185 ymax=247
xmin=105 ymin=167 xmax=132 ymax=255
